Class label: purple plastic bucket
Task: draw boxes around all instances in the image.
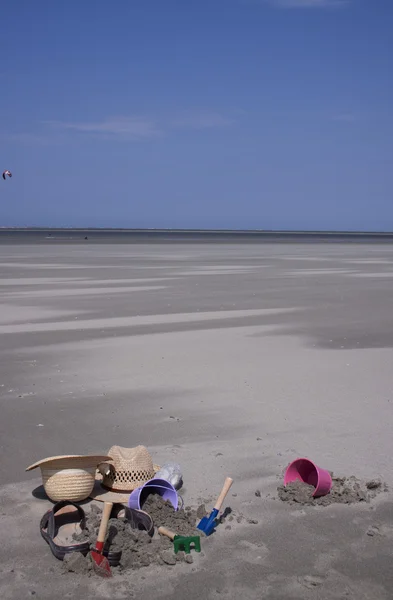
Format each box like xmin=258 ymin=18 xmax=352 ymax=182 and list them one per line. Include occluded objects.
xmin=284 ymin=458 xmax=332 ymax=498
xmin=128 ymin=477 xmax=179 ymax=511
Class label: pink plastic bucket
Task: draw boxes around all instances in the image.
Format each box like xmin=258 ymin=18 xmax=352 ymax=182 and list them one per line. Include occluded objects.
xmin=284 ymin=458 xmax=332 ymax=497
xmin=128 ymin=477 xmax=179 ymax=511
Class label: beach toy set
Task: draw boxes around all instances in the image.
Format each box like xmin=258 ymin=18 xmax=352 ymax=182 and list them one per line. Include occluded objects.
xmin=26 ymin=438 xmax=344 ymax=583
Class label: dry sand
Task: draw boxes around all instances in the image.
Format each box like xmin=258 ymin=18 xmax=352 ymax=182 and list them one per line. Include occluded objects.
xmin=1 ymin=241 xmax=393 ymax=599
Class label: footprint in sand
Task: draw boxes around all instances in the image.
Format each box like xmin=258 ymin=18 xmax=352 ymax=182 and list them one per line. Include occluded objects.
xmin=290 ymin=508 xmax=307 ymax=518
xmin=298 ymin=575 xmax=325 ymax=589
xmin=366 ymin=523 xmax=393 ymax=538
xmin=367 ymin=525 xmax=382 ymax=537
xmin=237 ymin=539 xmax=269 ymax=564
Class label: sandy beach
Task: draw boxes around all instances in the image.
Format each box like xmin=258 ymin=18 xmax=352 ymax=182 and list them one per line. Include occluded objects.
xmin=1 ymin=240 xmax=393 ymax=600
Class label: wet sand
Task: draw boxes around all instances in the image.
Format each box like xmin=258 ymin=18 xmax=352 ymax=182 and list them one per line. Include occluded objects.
xmin=1 ymin=242 xmax=393 ymax=599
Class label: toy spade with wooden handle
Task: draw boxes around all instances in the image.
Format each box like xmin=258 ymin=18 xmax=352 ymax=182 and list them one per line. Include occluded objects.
xmin=197 ymin=477 xmax=233 ymax=536
xmin=90 ymin=501 xmax=113 ymax=577
xmin=158 ymin=526 xmax=201 ymax=554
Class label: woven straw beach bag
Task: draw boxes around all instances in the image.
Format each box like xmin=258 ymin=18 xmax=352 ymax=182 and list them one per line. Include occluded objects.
xmin=26 ymin=455 xmax=110 ymax=502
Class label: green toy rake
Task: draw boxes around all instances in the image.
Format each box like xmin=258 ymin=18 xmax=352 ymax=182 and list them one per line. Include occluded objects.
xmin=158 ymin=526 xmax=201 ymax=554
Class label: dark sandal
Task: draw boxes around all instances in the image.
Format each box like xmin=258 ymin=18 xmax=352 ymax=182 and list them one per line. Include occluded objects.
xmin=104 ymin=504 xmax=154 ymax=567
xmin=40 ymin=501 xmax=90 ymax=561
xmin=111 ymin=504 xmax=154 ymax=536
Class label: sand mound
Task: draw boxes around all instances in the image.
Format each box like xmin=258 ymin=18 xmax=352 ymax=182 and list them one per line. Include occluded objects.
xmin=64 ymin=495 xmax=205 ymax=575
xmin=277 ymin=476 xmax=386 ymax=506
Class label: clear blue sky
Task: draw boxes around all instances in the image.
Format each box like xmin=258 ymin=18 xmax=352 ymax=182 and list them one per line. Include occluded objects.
xmin=1 ymin=0 xmax=392 ymax=230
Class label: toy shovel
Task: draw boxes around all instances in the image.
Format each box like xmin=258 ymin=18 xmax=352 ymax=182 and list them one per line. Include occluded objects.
xmin=90 ymin=501 xmax=113 ymax=578
xmin=197 ymin=477 xmax=233 ymax=536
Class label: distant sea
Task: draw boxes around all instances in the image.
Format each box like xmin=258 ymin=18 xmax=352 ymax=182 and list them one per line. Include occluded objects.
xmin=1 ymin=229 xmax=393 ymax=244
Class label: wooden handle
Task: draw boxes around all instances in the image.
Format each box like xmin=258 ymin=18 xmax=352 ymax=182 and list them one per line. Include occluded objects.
xmin=97 ymin=502 xmax=113 ymax=544
xmin=158 ymin=526 xmax=175 ymax=540
xmin=213 ymin=477 xmax=233 ymax=511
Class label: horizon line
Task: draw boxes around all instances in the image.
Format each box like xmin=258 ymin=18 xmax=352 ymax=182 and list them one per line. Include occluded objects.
xmin=1 ymin=227 xmax=393 ymax=236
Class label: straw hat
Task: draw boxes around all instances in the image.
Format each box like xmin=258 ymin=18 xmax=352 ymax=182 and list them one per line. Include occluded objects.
xmin=26 ymin=454 xmax=111 ymax=503
xmin=90 ymin=445 xmax=160 ymax=503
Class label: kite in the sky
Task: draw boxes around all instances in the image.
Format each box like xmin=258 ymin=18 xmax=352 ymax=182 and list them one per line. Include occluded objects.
xmin=2 ymin=170 xmax=12 ymax=180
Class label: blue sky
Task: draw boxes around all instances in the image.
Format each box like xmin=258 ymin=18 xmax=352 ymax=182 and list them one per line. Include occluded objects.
xmin=1 ymin=0 xmax=392 ymax=230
